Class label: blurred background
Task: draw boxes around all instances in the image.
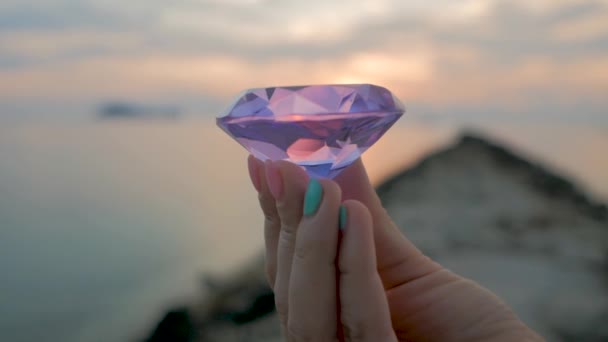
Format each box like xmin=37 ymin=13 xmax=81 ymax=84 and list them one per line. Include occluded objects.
xmin=1 ymin=0 xmax=607 ymax=341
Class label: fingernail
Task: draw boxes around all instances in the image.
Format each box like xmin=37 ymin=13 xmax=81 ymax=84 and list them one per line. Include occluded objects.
xmin=303 ymin=179 xmax=323 ymax=216
xmin=247 ymin=155 xmax=262 ymax=193
xmin=339 ymin=205 xmax=347 ymax=230
xmin=265 ymin=161 xmax=283 ymax=200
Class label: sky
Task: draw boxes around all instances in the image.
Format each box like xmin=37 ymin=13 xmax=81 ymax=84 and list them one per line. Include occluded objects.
xmin=0 ymin=0 xmax=607 ymax=123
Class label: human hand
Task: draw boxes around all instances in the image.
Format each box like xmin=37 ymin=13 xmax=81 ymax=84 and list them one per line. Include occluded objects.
xmin=247 ymin=156 xmax=543 ymax=341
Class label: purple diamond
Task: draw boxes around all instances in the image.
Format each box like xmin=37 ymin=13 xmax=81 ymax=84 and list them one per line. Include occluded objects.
xmin=217 ymin=84 xmax=405 ymax=178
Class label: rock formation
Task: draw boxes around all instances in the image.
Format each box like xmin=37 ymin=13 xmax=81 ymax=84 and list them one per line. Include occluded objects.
xmin=145 ymin=133 xmax=608 ymax=342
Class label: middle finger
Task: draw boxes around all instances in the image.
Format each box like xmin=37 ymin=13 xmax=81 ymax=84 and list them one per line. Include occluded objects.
xmin=264 ymin=160 xmax=309 ymax=331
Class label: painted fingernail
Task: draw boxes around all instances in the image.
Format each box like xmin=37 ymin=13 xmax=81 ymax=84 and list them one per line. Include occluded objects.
xmin=339 ymin=205 xmax=347 ymax=230
xmin=247 ymin=155 xmax=262 ymax=193
xmin=265 ymin=161 xmax=283 ymax=200
xmin=303 ymin=178 xmax=323 ymax=216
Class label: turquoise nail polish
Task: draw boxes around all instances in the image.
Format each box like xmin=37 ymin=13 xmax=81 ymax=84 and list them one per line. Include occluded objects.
xmin=339 ymin=205 xmax=347 ymax=230
xmin=303 ymin=179 xmax=323 ymax=216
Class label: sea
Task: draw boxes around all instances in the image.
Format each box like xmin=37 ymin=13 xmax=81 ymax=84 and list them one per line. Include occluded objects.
xmin=0 ymin=119 xmax=607 ymax=341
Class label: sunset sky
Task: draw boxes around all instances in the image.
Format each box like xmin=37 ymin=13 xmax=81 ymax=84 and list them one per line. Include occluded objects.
xmin=1 ymin=0 xmax=607 ymax=123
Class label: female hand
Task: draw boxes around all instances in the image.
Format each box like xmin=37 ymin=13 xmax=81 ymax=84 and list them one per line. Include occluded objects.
xmin=247 ymin=156 xmax=543 ymax=341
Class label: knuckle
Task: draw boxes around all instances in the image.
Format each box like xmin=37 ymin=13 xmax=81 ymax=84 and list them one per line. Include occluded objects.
xmin=258 ymin=189 xmax=272 ymax=203
xmin=264 ymin=216 xmax=280 ymax=242
xmin=264 ymin=213 xmax=279 ymax=227
xmin=287 ymin=323 xmax=339 ymax=342
xmin=294 ymin=235 xmax=334 ymax=265
xmin=276 ymin=203 xmax=302 ymax=231
xmin=340 ymin=306 xmax=374 ymax=341
xmin=274 ymin=297 xmax=289 ymax=324
xmin=287 ymin=321 xmax=313 ymax=342
xmin=341 ymin=320 xmax=369 ymax=341
xmin=293 ymin=240 xmax=314 ymax=262
xmin=278 ymin=224 xmax=298 ymax=246
xmin=264 ymin=262 xmax=276 ymax=289
xmin=259 ymin=192 xmax=278 ymax=217
xmin=341 ymin=315 xmax=395 ymax=342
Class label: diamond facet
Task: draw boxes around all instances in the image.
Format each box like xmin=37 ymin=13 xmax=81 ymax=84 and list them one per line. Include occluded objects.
xmin=217 ymin=84 xmax=405 ymax=178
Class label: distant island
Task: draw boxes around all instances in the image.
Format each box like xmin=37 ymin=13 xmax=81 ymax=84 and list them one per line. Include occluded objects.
xmin=97 ymin=101 xmax=181 ymax=119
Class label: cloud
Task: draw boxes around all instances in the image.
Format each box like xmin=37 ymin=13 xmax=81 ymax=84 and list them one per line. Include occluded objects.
xmin=0 ymin=0 xmax=607 ymax=121
xmin=0 ymin=1 xmax=130 ymax=31
xmin=0 ymin=31 xmax=144 ymax=67
xmin=0 ymin=51 xmax=432 ymax=101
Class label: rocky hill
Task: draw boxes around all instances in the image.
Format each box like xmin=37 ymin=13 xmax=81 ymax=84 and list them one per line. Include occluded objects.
xmin=145 ymin=133 xmax=608 ymax=342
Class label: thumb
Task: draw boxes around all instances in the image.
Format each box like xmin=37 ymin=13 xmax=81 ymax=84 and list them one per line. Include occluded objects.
xmin=334 ymin=159 xmax=384 ymax=217
xmin=334 ymin=159 xmax=441 ymax=289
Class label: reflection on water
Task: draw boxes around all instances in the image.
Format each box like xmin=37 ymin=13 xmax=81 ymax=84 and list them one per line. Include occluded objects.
xmin=0 ymin=122 xmax=263 ymax=341
xmin=0 ymin=121 xmax=606 ymax=341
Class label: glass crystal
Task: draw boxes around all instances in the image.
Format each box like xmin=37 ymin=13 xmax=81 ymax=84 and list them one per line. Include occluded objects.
xmin=217 ymin=84 xmax=405 ymax=178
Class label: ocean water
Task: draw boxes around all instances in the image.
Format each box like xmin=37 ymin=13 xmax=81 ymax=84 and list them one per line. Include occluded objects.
xmin=0 ymin=120 xmax=606 ymax=342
